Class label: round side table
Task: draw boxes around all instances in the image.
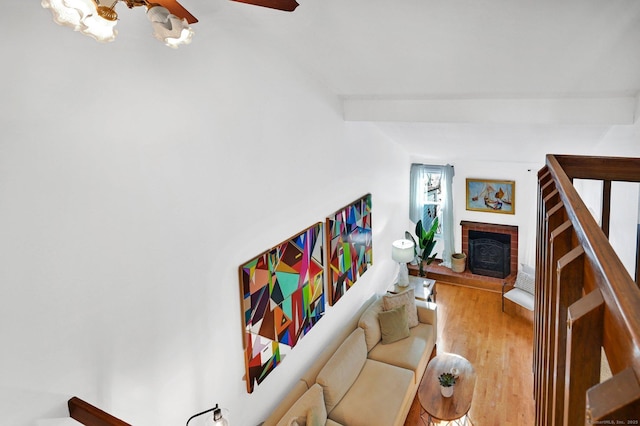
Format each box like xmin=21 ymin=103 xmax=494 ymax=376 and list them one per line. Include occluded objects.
xmin=418 ymin=353 xmax=476 ymax=425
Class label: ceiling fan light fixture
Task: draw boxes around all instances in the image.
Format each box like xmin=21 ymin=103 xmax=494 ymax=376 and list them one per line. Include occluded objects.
xmin=80 ymin=9 xmax=118 ymax=42
xmin=96 ymin=4 xmax=118 ymax=20
xmin=42 ymin=0 xmax=96 ymax=31
xmin=42 ymin=0 xmax=118 ymax=42
xmin=147 ymin=5 xmax=193 ymax=48
xmin=43 ymin=0 xmax=196 ymax=46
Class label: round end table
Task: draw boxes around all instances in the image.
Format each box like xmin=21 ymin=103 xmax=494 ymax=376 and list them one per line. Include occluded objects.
xmin=418 ymin=353 xmax=477 ymax=425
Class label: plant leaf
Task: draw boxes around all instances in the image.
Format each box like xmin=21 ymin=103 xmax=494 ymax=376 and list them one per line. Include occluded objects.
xmin=415 ymin=220 xmax=425 ymax=241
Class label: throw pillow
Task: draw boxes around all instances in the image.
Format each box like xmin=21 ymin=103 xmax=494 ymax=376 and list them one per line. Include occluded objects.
xmin=514 ymin=270 xmax=535 ymax=295
xmin=378 ymin=304 xmax=410 ymax=344
xmin=288 ymin=416 xmax=306 ymax=426
xmin=521 ymin=263 xmax=535 ymax=276
xmin=383 ymin=288 xmax=419 ymax=328
xmin=275 ymin=384 xmax=327 ymax=426
xmin=306 ymin=405 xmax=324 ymax=426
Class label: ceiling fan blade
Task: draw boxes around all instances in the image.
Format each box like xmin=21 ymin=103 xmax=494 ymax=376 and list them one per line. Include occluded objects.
xmin=155 ymin=0 xmax=199 ymax=23
xmin=231 ymin=0 xmax=299 ymax=12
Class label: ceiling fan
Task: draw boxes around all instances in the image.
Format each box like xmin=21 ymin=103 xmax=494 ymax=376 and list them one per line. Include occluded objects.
xmin=132 ymin=0 xmax=299 ymax=25
xmin=230 ymin=0 xmax=299 ymax=12
xmin=152 ymin=0 xmax=299 ymax=23
xmin=42 ymin=0 xmax=298 ymax=48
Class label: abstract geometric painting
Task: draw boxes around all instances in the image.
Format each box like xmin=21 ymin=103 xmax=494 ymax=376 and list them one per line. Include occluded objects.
xmin=239 ymin=222 xmax=325 ymax=393
xmin=325 ymin=194 xmax=373 ymax=305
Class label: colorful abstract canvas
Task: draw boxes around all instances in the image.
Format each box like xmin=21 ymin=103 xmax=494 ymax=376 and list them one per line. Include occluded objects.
xmin=239 ymin=222 xmax=325 ymax=393
xmin=326 ymin=194 xmax=373 ymax=305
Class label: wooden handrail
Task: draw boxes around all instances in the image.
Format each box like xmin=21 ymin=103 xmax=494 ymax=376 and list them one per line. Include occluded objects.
xmin=68 ymin=397 xmax=131 ymax=426
xmin=551 ymin=154 xmax=640 ymax=182
xmin=535 ymin=155 xmax=640 ymax=425
xmin=546 ymin=155 xmax=640 ymax=371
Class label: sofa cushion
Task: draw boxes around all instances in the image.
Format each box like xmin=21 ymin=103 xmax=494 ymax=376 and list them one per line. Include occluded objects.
xmin=316 ymin=328 xmax=367 ymax=413
xmin=328 ymin=359 xmax=413 ymax=426
xmin=276 ymin=384 xmax=327 ymax=426
xmin=514 ymin=269 xmax=535 ymax=295
xmin=367 ymin=322 xmax=435 ymax=384
xmin=379 ymin=305 xmax=410 ymax=344
xmin=383 ymin=288 xmax=418 ymax=328
xmin=357 ymin=298 xmax=384 ymax=351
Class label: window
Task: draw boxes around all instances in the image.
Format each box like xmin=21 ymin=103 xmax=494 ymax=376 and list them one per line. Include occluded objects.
xmin=420 ymin=168 xmax=443 ymax=234
xmin=410 ymin=164 xmax=455 ymax=267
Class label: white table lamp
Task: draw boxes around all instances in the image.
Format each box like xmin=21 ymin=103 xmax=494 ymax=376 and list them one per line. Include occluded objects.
xmin=392 ymin=239 xmax=415 ymax=287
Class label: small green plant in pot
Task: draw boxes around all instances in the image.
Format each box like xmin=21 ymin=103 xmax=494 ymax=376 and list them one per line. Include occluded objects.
xmin=405 ymin=216 xmax=439 ymax=277
xmin=438 ymin=372 xmax=457 ymax=387
xmin=438 ymin=372 xmax=456 ymax=397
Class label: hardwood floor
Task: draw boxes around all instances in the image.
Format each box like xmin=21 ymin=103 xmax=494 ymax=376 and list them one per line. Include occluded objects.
xmin=405 ymin=282 xmax=535 ymax=426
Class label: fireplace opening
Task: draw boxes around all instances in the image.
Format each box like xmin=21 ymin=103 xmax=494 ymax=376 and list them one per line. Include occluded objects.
xmin=468 ymin=230 xmax=511 ymax=279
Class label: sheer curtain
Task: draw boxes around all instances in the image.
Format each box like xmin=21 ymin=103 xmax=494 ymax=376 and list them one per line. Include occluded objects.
xmin=440 ymin=164 xmax=455 ymax=268
xmin=409 ymin=164 xmax=427 ymax=223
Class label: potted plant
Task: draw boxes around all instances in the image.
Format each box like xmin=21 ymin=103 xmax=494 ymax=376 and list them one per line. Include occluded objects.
xmin=438 ymin=372 xmax=456 ymax=397
xmin=406 ymin=216 xmax=439 ymax=277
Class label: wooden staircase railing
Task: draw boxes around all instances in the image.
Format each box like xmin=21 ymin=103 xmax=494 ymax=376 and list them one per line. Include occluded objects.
xmin=68 ymin=397 xmax=130 ymax=426
xmin=535 ymin=154 xmax=640 ymax=425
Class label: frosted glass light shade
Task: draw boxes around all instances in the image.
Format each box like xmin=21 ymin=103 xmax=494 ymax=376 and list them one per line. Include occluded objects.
xmin=186 ymin=405 xmax=229 ymax=426
xmin=211 ymin=407 xmax=230 ymax=426
xmin=81 ymin=8 xmax=118 ymax=42
xmin=392 ymin=239 xmax=415 ymax=263
xmin=41 ymin=0 xmax=117 ymax=43
xmin=42 ymin=0 xmax=95 ymax=31
xmin=147 ymin=5 xmax=194 ymax=48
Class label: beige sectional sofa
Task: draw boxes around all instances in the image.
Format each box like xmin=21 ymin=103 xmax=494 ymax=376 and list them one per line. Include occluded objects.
xmin=262 ymin=291 xmax=437 ymax=426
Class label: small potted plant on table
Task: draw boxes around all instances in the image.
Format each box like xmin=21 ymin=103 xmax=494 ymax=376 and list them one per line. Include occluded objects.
xmin=438 ymin=372 xmax=457 ymax=397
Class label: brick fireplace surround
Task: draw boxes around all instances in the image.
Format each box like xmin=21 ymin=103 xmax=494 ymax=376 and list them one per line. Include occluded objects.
xmin=461 ymin=221 xmax=518 ymax=280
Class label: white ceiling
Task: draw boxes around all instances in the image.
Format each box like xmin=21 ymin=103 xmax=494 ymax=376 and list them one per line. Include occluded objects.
xmin=210 ymin=0 xmax=640 ymax=158
xmin=210 ymin=0 xmax=640 ymax=96
xmin=25 ymin=0 xmax=640 ymax=158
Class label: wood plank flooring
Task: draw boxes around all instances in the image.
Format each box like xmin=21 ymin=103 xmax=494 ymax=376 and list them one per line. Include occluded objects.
xmin=405 ymin=283 xmax=535 ymax=426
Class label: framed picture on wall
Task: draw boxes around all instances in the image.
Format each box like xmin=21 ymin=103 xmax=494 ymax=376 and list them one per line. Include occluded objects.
xmin=325 ymin=194 xmax=373 ymax=305
xmin=238 ymin=222 xmax=325 ymax=393
xmin=466 ymin=178 xmax=515 ymax=214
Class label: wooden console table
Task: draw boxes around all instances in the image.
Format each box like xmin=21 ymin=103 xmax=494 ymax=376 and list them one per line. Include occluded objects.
xmin=388 ymin=275 xmax=436 ymax=302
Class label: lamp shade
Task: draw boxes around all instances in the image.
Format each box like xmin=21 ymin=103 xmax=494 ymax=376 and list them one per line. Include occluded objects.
xmin=392 ymin=239 xmax=415 ymax=263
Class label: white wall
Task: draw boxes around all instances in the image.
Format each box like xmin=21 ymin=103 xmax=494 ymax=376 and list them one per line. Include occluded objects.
xmin=0 ymin=4 xmax=409 ymax=426
xmin=452 ymin=160 xmax=541 ymax=268
xmin=574 ymin=179 xmax=640 ymax=276
xmin=401 ymin=119 xmax=640 ymax=273
xmin=405 ymin=156 xmax=543 ymax=270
